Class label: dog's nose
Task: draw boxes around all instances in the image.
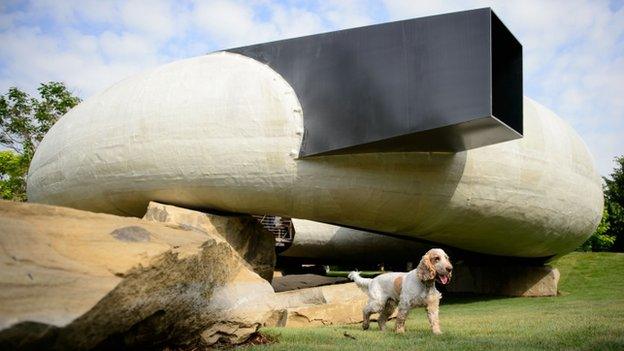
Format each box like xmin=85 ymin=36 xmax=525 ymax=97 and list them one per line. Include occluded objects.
xmin=446 ymin=266 xmax=453 ymax=273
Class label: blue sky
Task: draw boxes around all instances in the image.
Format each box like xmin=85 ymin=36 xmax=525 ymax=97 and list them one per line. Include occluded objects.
xmin=0 ymin=0 xmax=622 ymax=176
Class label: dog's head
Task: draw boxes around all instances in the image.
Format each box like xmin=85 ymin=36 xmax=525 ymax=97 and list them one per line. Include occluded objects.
xmin=416 ymin=248 xmax=453 ymax=285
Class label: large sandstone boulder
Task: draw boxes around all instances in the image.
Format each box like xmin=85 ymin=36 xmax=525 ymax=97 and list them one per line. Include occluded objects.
xmin=0 ymin=200 xmax=275 ymax=350
xmin=143 ymin=202 xmax=276 ymax=281
xmin=267 ymin=283 xmax=391 ymax=327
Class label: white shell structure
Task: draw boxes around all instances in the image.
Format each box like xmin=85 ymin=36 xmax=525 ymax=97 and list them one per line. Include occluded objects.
xmin=27 ymin=52 xmax=603 ymax=258
xmin=282 ymin=219 xmax=427 ymax=262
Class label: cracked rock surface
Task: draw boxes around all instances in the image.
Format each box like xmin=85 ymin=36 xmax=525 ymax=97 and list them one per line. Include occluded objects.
xmin=142 ymin=201 xmax=275 ymax=281
xmin=0 ymin=200 xmax=275 ymax=350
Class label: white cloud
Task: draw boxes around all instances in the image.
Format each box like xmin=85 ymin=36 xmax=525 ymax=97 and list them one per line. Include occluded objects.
xmin=382 ymin=0 xmax=624 ymax=175
xmin=192 ymin=0 xmax=328 ymax=48
xmin=267 ymin=5 xmax=325 ymax=38
xmin=317 ymin=0 xmax=377 ymax=30
xmin=0 ymin=0 xmax=622 ymax=175
xmin=119 ymin=0 xmax=180 ymax=40
xmin=0 ymin=0 xmax=191 ymax=97
xmin=98 ymin=31 xmax=159 ymax=61
xmin=0 ymin=25 xmax=151 ymax=97
xmin=193 ymin=0 xmax=276 ymax=47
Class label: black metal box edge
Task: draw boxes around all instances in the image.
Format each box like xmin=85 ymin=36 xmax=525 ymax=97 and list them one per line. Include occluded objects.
xmin=224 ymin=8 xmax=523 ymax=157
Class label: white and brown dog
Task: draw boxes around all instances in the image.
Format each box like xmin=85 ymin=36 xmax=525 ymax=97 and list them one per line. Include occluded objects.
xmin=349 ymin=248 xmax=453 ymax=334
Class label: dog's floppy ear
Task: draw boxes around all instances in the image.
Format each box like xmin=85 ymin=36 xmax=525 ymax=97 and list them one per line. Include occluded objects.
xmin=416 ymin=251 xmax=436 ymax=282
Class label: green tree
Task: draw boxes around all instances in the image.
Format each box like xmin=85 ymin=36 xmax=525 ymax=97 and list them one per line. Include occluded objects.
xmin=603 ymin=156 xmax=624 ymax=251
xmin=0 ymin=150 xmax=28 ymax=201
xmin=0 ymin=82 xmax=81 ymax=201
xmin=580 ymin=208 xmax=615 ymax=251
xmin=580 ymin=156 xmax=624 ymax=252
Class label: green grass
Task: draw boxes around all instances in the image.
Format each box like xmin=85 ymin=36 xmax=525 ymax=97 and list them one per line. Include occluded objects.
xmin=249 ymin=252 xmax=624 ymax=351
xmin=325 ymin=271 xmax=382 ymax=278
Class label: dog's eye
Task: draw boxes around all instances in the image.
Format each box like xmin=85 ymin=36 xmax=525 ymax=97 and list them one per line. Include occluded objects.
xmin=434 ymin=257 xmax=440 ymax=262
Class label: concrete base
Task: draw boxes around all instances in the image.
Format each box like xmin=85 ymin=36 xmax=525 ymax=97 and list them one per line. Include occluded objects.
xmin=446 ymin=264 xmax=560 ymax=297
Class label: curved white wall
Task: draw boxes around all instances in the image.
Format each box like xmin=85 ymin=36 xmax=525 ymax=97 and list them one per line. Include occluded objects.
xmin=27 ymin=53 xmax=603 ymax=258
xmin=281 ymin=219 xmax=427 ymax=262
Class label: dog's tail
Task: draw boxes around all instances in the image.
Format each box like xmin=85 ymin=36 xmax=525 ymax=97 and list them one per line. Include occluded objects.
xmin=348 ymin=271 xmax=372 ymax=292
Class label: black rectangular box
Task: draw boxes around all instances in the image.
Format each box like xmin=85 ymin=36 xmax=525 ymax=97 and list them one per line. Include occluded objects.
xmin=226 ymin=8 xmax=522 ymax=157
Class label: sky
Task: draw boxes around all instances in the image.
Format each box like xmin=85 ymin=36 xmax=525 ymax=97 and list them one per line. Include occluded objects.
xmin=0 ymin=0 xmax=622 ymax=176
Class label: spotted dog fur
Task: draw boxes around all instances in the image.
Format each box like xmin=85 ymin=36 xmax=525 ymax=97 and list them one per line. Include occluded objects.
xmin=349 ymin=248 xmax=453 ymax=334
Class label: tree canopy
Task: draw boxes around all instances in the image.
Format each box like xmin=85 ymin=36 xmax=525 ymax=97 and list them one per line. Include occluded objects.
xmin=603 ymin=156 xmax=624 ymax=251
xmin=0 ymin=82 xmax=81 ymax=200
xmin=582 ymin=156 xmax=624 ymax=252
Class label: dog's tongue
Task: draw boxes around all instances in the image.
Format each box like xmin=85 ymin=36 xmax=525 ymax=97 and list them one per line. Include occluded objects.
xmin=439 ymin=275 xmax=449 ymax=285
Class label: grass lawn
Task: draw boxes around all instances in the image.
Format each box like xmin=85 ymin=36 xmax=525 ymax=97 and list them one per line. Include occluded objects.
xmin=249 ymin=252 xmax=624 ymax=351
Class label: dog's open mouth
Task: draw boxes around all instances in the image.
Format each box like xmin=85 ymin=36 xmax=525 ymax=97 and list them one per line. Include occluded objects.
xmin=436 ymin=274 xmax=450 ymax=285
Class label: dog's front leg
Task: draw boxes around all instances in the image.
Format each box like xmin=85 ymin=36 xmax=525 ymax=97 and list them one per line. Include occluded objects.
xmin=426 ymin=297 xmax=442 ymax=335
xmin=395 ymin=301 xmax=411 ymax=333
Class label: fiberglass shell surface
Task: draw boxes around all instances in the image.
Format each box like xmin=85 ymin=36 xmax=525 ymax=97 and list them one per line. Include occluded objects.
xmin=27 ymin=53 xmax=603 ymax=258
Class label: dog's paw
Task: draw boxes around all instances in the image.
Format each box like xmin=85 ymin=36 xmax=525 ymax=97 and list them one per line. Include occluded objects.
xmin=433 ymin=329 xmax=443 ymax=335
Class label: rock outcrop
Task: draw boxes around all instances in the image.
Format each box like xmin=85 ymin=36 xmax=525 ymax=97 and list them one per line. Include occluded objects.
xmin=143 ymin=201 xmax=276 ymax=281
xmin=0 ymin=200 xmax=275 ymax=350
xmin=267 ymin=283 xmax=389 ymax=327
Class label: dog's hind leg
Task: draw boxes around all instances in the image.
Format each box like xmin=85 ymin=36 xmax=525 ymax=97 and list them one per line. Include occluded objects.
xmin=362 ymin=301 xmax=383 ymax=330
xmin=378 ymin=299 xmax=397 ymax=331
